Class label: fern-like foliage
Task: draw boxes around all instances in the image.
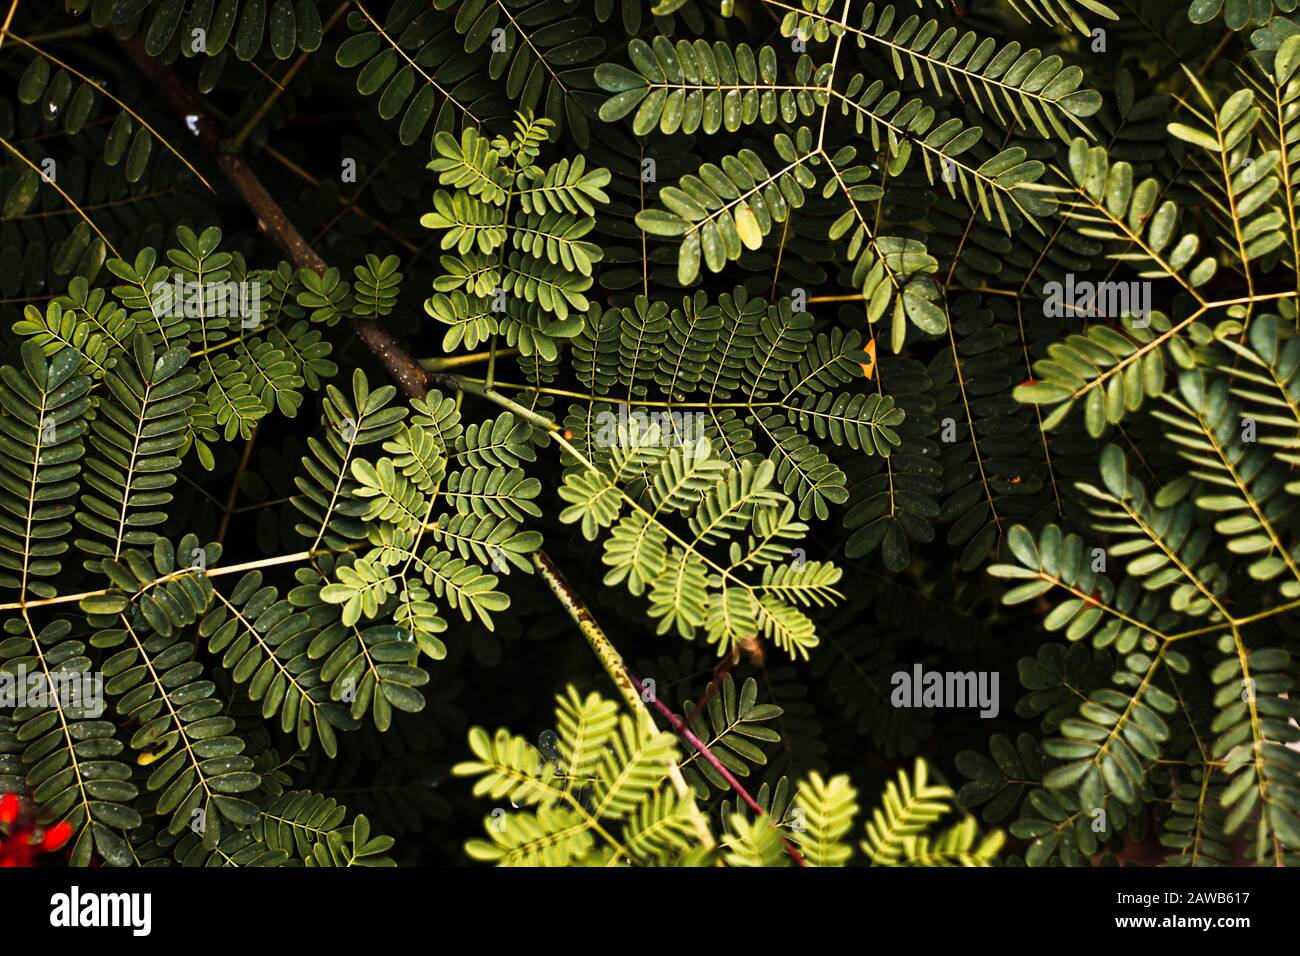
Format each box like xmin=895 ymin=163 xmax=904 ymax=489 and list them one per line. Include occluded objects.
xmin=421 ymin=112 xmax=610 ymax=359
xmin=457 ymin=687 xmax=1001 ymax=866
xmin=2 ymin=0 xmax=1298 ymax=875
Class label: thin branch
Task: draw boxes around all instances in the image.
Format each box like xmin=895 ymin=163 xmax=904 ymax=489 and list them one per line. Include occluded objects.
xmin=116 ymin=35 xmax=431 ymax=400
xmin=115 ymin=39 xmax=766 ymax=868
xmin=0 ymin=135 xmax=119 ymax=256
xmin=421 ymin=349 xmax=520 ymax=371
xmin=2 ymin=29 xmax=214 ymax=192
xmin=0 ymin=0 xmax=20 ymax=56
xmin=531 ymin=550 xmax=717 ymax=852
xmin=628 ymin=662 xmax=809 ymax=867
xmin=0 ymin=547 xmax=336 ymax=613
xmin=217 ymin=425 xmax=260 ymax=545
xmin=228 ymin=1 xmax=350 ymax=151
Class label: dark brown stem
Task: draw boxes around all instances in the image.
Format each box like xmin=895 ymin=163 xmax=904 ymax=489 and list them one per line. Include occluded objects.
xmin=116 ymin=35 xmax=431 ymax=401
xmin=116 ymin=39 xmax=799 ymax=867
xmin=216 ymin=424 xmax=258 ymax=544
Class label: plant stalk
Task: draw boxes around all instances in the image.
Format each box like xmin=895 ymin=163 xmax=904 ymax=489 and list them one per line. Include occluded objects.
xmin=531 ymin=550 xmax=716 ymax=851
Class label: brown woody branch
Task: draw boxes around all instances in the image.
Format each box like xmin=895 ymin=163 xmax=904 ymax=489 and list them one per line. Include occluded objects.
xmin=116 ymin=35 xmax=431 ymax=401
xmin=117 ymin=39 xmax=743 ymax=861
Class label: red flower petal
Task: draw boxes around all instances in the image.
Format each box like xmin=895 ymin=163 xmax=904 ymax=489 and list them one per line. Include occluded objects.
xmin=0 ymin=794 xmax=18 ymax=825
xmin=42 ymin=821 xmax=73 ymax=852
